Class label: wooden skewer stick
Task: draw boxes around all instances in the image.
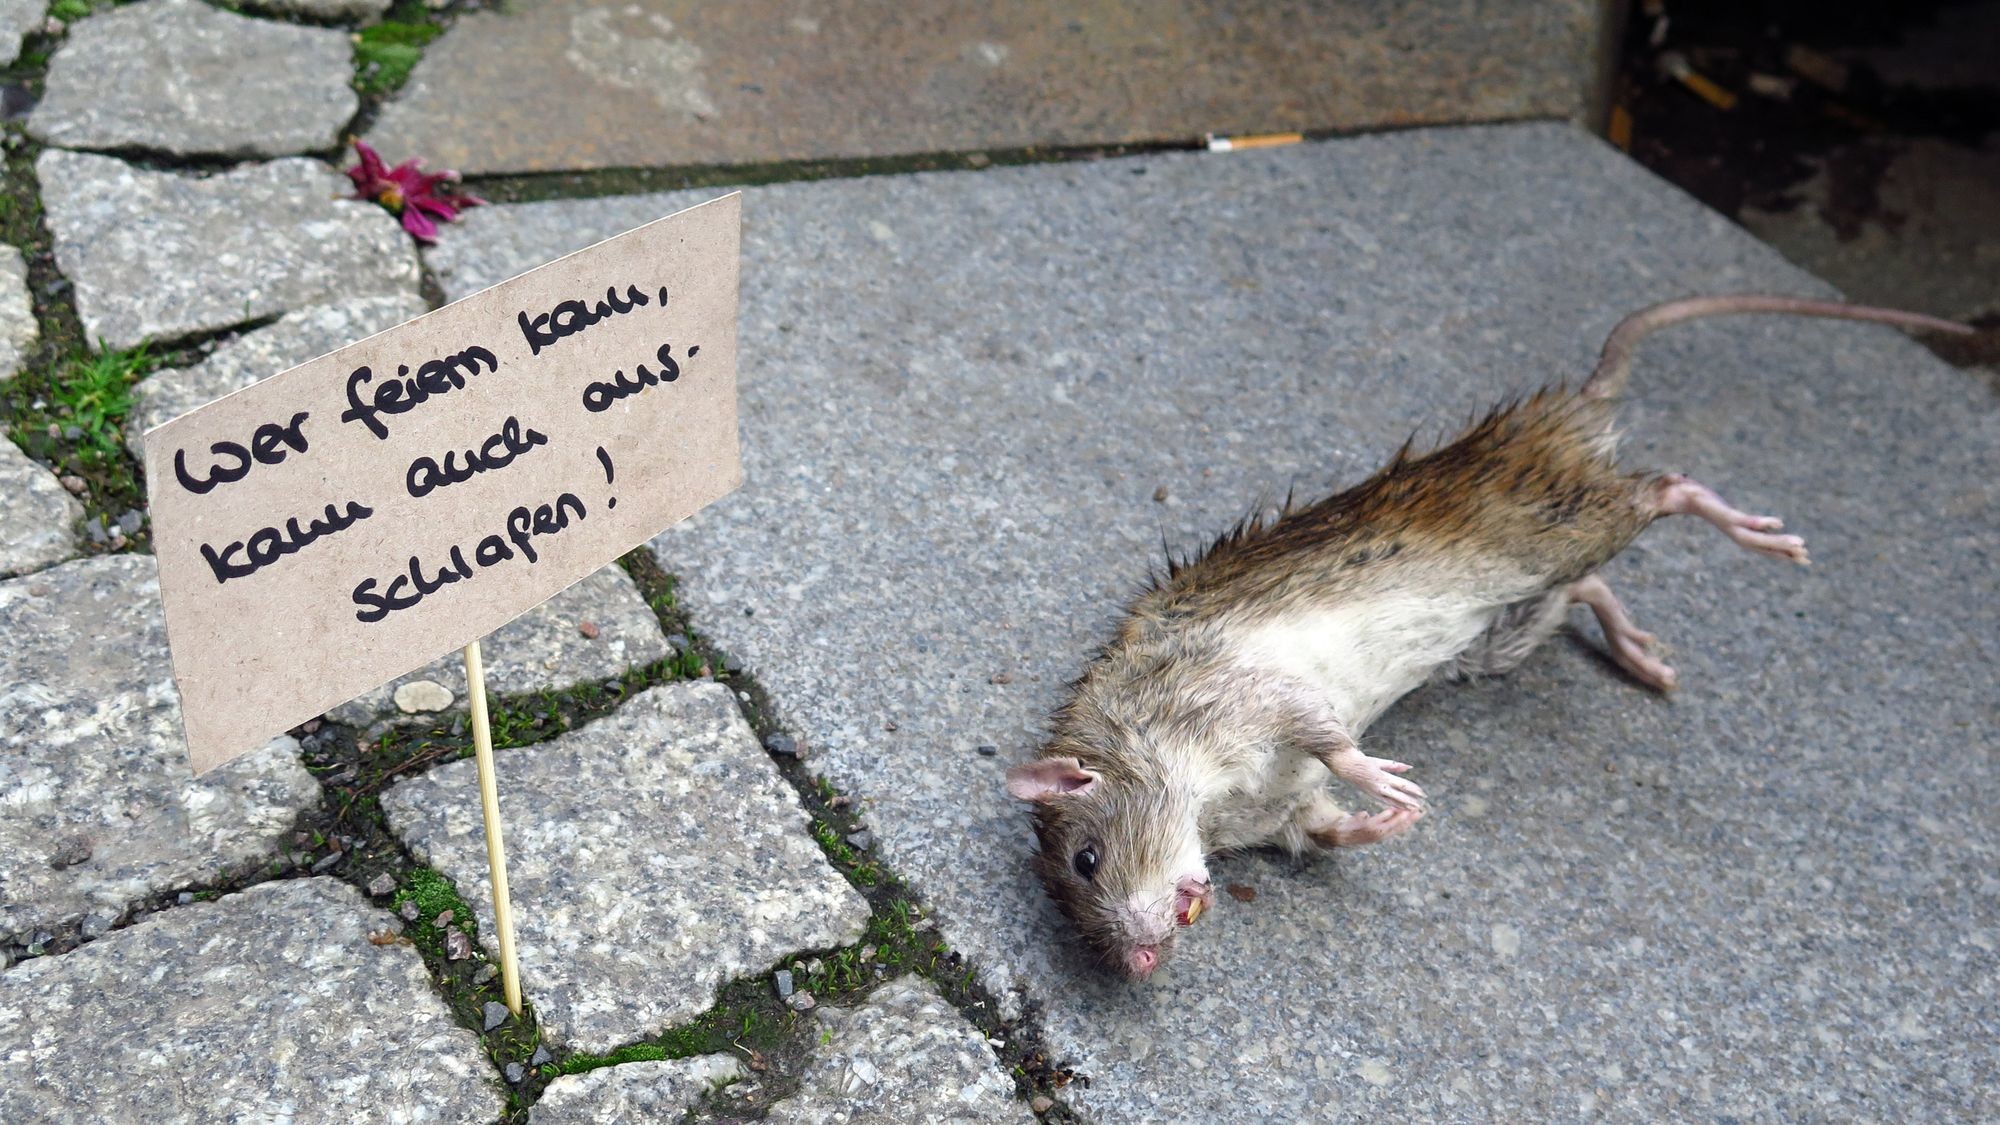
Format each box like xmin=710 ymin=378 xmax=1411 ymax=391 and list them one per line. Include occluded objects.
xmin=463 ymin=638 xmax=523 ymax=1016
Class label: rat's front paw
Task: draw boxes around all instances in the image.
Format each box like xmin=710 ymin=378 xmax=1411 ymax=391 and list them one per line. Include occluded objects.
xmin=1310 ymin=806 xmax=1424 ymax=848
xmin=1328 ymin=749 xmax=1426 ymax=811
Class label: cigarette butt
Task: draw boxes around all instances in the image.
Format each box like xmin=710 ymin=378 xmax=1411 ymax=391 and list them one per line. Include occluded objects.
xmin=1205 ymin=132 xmax=1304 ymax=153
xmin=1659 ymin=52 xmax=1737 ymax=111
xmin=1746 ymin=72 xmax=1795 ymax=100
xmin=1608 ymin=104 xmax=1634 ymax=151
xmin=1679 ymin=70 xmax=1738 ymax=111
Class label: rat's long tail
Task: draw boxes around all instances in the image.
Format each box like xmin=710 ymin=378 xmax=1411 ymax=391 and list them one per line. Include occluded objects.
xmin=1582 ymin=294 xmax=1973 ymax=399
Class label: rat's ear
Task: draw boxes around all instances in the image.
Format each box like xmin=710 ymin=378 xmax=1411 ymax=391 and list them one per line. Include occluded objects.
xmin=1006 ymin=757 xmax=1100 ymax=802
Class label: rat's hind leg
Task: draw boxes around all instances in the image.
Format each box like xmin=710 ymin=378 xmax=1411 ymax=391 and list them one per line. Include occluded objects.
xmin=1569 ymin=574 xmax=1677 ymax=692
xmin=1650 ymin=474 xmax=1809 ymax=565
xmin=1440 ymin=590 xmax=1571 ymax=681
xmin=1288 ymin=790 xmax=1423 ymax=851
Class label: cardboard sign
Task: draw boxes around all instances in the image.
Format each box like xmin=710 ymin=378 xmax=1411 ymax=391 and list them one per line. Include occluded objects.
xmin=146 ymin=193 xmax=742 ymax=772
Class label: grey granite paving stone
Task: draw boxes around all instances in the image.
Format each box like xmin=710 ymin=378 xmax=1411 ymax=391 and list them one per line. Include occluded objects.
xmin=766 ymin=977 xmax=1029 ymax=1124
xmin=37 ymin=150 xmax=419 ymax=351
xmin=381 ymin=683 xmax=871 ymax=1052
xmin=126 ymin=294 xmax=428 ymax=454
xmin=369 ymin=0 xmax=1601 ymax=175
xmin=0 ymin=438 xmax=79 ymax=577
xmin=432 ymin=122 xmax=1999 ymax=1120
xmin=29 ymin=0 xmax=356 ymax=158
xmin=0 ymin=0 xmax=40 ymax=69
xmin=0 ymin=555 xmax=318 ymax=939
xmin=0 ymin=246 xmax=34 ymax=381
xmin=531 ymin=1054 xmax=745 ymax=1123
xmin=0 ymin=878 xmax=504 ymax=1124
xmin=328 ymin=563 xmax=669 ymax=729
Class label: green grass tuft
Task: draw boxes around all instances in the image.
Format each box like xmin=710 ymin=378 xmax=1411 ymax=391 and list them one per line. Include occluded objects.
xmin=40 ymin=344 xmax=148 ymax=465
xmin=5 ymin=343 xmax=159 ymax=529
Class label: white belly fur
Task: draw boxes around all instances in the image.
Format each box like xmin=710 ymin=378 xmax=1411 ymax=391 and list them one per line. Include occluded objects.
xmin=1234 ymin=593 xmax=1501 ymax=733
xmin=1197 ymin=594 xmax=1499 ymax=848
xmin=1180 ymin=592 xmax=1503 ymax=851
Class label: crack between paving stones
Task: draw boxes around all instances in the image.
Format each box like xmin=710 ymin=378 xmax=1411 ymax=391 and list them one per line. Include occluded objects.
xmin=344 ymin=0 xmax=459 ymax=135
xmin=457 ymin=114 xmax=1563 ymax=207
xmin=2 ymin=546 xmax=1085 ymax=1123
xmin=5 ymin=718 xmax=552 ymax=1117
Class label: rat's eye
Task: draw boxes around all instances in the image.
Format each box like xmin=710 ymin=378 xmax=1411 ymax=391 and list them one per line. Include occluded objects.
xmin=1073 ymin=845 xmax=1099 ymax=880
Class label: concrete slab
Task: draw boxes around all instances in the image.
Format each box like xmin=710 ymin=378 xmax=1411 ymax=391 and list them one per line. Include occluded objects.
xmin=369 ymin=0 xmax=1603 ymax=175
xmin=0 ymin=878 xmax=504 ymax=1124
xmin=428 ymin=124 xmax=2000 ymax=1121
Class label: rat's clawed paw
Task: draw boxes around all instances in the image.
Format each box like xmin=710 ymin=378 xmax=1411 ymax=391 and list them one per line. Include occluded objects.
xmin=1312 ymin=806 xmax=1423 ymax=848
xmin=1738 ymin=526 xmax=1810 ymax=565
xmin=1608 ymin=631 xmax=1677 ymax=693
xmin=1570 ymin=574 xmax=1678 ymax=693
xmin=1328 ymin=749 xmax=1426 ymax=812
xmin=1652 ymin=475 xmax=1810 ymax=566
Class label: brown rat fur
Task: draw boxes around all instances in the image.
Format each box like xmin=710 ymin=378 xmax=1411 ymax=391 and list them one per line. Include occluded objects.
xmin=1008 ymin=295 xmax=1974 ymax=980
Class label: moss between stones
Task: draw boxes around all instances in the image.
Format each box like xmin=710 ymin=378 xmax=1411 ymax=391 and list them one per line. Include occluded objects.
xmin=352 ymin=9 xmax=441 ymax=99
xmin=47 ymin=0 xmax=98 ymax=23
xmin=390 ymin=867 xmax=475 ymax=948
xmin=283 ymin=722 xmax=552 ymax=1109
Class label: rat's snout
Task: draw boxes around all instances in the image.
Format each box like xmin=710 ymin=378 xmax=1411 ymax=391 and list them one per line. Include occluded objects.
xmin=1125 ymin=946 xmax=1161 ymax=978
xmin=1109 ymin=878 xmax=1211 ymax=980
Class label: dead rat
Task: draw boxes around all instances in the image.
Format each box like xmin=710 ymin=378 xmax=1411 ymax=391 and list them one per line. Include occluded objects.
xmin=1007 ymin=295 xmax=1974 ymax=980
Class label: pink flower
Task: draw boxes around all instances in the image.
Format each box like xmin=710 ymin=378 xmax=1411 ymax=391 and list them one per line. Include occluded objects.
xmin=345 ymin=140 xmax=485 ymax=243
